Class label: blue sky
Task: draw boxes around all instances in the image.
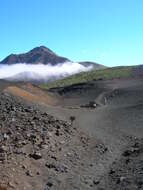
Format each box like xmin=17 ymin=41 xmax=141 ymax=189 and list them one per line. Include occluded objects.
xmin=0 ymin=0 xmax=143 ymax=66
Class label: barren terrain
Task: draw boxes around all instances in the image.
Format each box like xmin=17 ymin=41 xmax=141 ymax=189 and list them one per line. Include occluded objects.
xmin=0 ymin=77 xmax=143 ymax=189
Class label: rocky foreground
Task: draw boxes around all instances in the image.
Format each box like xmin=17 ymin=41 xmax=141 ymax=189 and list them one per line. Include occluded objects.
xmin=0 ymin=79 xmax=143 ymax=190
xmin=98 ymin=138 xmax=143 ymax=190
xmin=0 ymin=92 xmax=73 ymax=189
xmin=0 ymin=92 xmax=106 ymax=190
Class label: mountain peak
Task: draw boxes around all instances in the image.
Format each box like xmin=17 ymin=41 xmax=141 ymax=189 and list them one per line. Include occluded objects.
xmin=0 ymin=46 xmax=70 ymax=65
xmin=30 ymin=46 xmax=56 ymax=55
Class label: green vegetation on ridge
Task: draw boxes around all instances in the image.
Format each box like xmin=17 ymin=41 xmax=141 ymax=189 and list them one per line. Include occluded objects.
xmin=41 ymin=66 xmax=136 ymax=89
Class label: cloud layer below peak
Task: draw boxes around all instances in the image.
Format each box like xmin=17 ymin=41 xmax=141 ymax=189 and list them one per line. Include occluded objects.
xmin=0 ymin=62 xmax=92 ymax=83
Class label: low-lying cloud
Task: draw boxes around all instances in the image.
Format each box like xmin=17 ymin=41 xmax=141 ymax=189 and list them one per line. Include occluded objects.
xmin=0 ymin=62 xmax=92 ymax=83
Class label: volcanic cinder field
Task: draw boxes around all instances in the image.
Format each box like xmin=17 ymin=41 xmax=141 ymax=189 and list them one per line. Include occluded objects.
xmin=0 ymin=72 xmax=143 ymax=189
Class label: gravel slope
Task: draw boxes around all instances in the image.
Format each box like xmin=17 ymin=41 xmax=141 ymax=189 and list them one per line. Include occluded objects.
xmin=0 ymin=78 xmax=143 ymax=189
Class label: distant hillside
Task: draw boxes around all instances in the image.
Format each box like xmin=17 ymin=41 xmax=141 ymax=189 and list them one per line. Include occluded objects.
xmin=0 ymin=46 xmax=106 ymax=70
xmin=0 ymin=46 xmax=70 ymax=65
xmin=79 ymin=61 xmax=106 ymax=69
xmin=0 ymin=46 xmax=107 ymax=83
xmin=41 ymin=66 xmax=137 ymax=89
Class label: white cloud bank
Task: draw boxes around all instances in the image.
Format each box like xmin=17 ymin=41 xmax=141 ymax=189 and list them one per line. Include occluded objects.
xmin=0 ymin=62 xmax=92 ymax=83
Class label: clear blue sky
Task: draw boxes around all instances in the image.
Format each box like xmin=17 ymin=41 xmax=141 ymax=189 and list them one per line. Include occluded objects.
xmin=0 ymin=0 xmax=143 ymax=66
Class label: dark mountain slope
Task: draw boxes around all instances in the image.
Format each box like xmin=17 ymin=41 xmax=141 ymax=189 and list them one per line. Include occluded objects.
xmin=79 ymin=61 xmax=106 ymax=69
xmin=0 ymin=46 xmax=106 ymax=70
xmin=0 ymin=46 xmax=70 ymax=65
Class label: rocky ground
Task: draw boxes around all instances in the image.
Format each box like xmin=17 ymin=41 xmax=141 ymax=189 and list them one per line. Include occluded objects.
xmin=0 ymin=92 xmax=107 ymax=190
xmin=0 ymin=78 xmax=143 ymax=189
xmin=98 ymin=137 xmax=143 ymax=190
xmin=0 ymin=92 xmax=73 ymax=189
